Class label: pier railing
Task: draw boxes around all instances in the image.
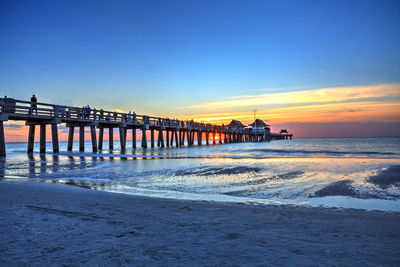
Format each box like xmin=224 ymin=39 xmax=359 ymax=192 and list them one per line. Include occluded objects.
xmin=0 ymin=98 xmax=227 ymax=131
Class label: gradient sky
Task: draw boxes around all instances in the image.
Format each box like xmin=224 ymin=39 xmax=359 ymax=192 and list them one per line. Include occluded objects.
xmin=1 ymin=0 xmax=400 ymax=141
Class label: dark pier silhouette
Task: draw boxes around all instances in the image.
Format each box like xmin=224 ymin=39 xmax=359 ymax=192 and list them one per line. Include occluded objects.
xmin=0 ymin=97 xmax=293 ymax=157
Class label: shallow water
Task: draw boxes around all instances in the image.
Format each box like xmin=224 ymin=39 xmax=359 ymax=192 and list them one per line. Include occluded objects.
xmin=1 ymin=138 xmax=400 ymax=211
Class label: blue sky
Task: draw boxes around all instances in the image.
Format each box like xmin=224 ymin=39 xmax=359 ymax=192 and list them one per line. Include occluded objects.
xmin=1 ymin=0 xmax=399 ymax=137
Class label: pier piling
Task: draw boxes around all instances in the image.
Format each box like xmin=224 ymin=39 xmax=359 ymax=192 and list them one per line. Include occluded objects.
xmin=197 ymin=131 xmax=202 ymax=146
xmin=160 ymin=130 xmax=165 ymax=148
xmin=67 ymin=126 xmax=74 ymax=151
xmin=0 ymin=121 xmax=5 ymax=157
xmin=40 ymin=124 xmax=46 ymax=154
xmin=27 ymin=124 xmax=35 ymax=154
xmin=98 ymin=127 xmax=104 ymax=150
xmin=170 ymin=130 xmax=174 ymax=146
xmin=91 ymin=126 xmax=98 ymax=152
xmin=132 ymin=129 xmax=136 ymax=149
xmin=141 ymin=129 xmax=147 ymax=148
xmin=119 ymin=127 xmax=126 ymax=151
xmin=166 ymin=130 xmax=170 ymax=147
xmin=79 ymin=126 xmax=84 ymax=152
xmin=51 ymin=124 xmax=59 ymax=153
xmin=150 ymin=129 xmax=155 ymax=148
xmin=109 ymin=127 xmax=114 ymax=150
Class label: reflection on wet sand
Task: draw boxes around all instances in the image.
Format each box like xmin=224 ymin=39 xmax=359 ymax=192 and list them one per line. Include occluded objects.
xmin=39 ymin=154 xmax=47 ymax=174
xmin=26 ymin=155 xmax=103 ymax=178
xmin=51 ymin=155 xmax=60 ymax=173
xmin=0 ymin=159 xmax=5 ymax=179
xmin=28 ymin=155 xmax=36 ymax=177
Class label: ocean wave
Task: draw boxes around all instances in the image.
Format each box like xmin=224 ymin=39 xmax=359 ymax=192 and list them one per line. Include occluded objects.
xmin=253 ymin=148 xmax=398 ymax=156
xmin=41 ymin=151 xmax=400 ymax=160
xmin=171 ymin=166 xmax=263 ymax=176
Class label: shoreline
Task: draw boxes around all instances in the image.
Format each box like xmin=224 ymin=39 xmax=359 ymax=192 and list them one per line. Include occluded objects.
xmin=1 ymin=181 xmax=399 ymax=265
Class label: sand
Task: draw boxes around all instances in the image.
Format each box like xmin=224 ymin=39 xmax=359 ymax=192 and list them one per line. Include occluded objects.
xmin=0 ymin=182 xmax=399 ymax=266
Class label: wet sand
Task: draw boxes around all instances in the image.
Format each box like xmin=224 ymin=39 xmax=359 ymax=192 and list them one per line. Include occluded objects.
xmin=1 ymin=181 xmax=399 ymax=266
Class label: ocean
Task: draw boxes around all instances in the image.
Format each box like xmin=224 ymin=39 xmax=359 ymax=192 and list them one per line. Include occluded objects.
xmin=1 ymin=137 xmax=399 ymax=211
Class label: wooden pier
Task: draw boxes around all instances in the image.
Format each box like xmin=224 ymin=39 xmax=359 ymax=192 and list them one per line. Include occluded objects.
xmin=0 ymin=97 xmax=293 ymax=157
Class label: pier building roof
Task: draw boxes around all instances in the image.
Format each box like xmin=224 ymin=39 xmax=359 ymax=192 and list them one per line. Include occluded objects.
xmin=227 ymin=120 xmax=247 ymax=128
xmin=248 ymin=119 xmax=270 ymax=128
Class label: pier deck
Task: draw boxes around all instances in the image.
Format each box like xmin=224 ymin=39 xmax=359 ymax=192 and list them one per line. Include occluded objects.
xmin=0 ymin=97 xmax=293 ymax=156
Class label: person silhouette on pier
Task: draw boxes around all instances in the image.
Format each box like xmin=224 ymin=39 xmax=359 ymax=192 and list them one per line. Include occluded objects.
xmin=30 ymin=94 xmax=37 ymax=115
xmin=99 ymin=109 xmax=104 ymax=120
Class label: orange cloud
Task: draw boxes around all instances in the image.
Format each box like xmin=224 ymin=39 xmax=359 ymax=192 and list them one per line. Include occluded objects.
xmin=178 ymin=84 xmax=400 ymax=127
xmin=184 ymin=83 xmax=400 ymax=110
xmin=178 ymin=101 xmax=400 ymax=125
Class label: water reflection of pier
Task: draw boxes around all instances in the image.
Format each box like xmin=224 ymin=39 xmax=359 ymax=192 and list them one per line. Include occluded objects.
xmin=0 ymin=97 xmax=293 ymax=156
xmin=27 ymin=155 xmax=99 ymax=177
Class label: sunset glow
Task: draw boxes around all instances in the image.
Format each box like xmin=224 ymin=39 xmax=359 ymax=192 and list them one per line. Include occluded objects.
xmin=176 ymin=84 xmax=400 ymax=136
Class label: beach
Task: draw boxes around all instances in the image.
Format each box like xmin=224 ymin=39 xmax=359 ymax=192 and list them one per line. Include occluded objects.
xmin=1 ymin=181 xmax=399 ymax=266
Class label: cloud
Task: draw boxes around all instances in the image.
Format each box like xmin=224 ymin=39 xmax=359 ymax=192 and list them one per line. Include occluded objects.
xmin=112 ymin=108 xmax=124 ymax=113
xmin=176 ymin=83 xmax=400 ymax=127
xmin=4 ymin=123 xmax=24 ymax=128
xmin=184 ymin=83 xmax=400 ymax=110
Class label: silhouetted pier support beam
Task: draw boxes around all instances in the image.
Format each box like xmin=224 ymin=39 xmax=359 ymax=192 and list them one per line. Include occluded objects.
xmin=79 ymin=126 xmax=85 ymax=152
xmin=132 ymin=129 xmax=136 ymax=149
xmin=149 ymin=129 xmax=154 ymax=148
xmin=187 ymin=131 xmax=193 ymax=146
xmin=119 ymin=127 xmax=126 ymax=151
xmin=197 ymin=131 xmax=202 ymax=146
xmin=109 ymin=127 xmax=114 ymax=150
xmin=67 ymin=126 xmax=74 ymax=151
xmin=206 ymin=132 xmax=209 ymax=145
xmin=0 ymin=120 xmax=6 ymax=157
xmin=51 ymin=124 xmax=59 ymax=153
xmin=27 ymin=124 xmax=35 ymax=154
xmin=158 ymin=130 xmax=165 ymax=148
xmin=166 ymin=131 xmax=170 ymax=147
xmin=40 ymin=124 xmax=46 ymax=153
xmin=91 ymin=126 xmax=98 ymax=152
xmin=98 ymin=127 xmax=104 ymax=150
xmin=141 ymin=128 xmax=147 ymax=148
xmin=170 ymin=130 xmax=174 ymax=146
